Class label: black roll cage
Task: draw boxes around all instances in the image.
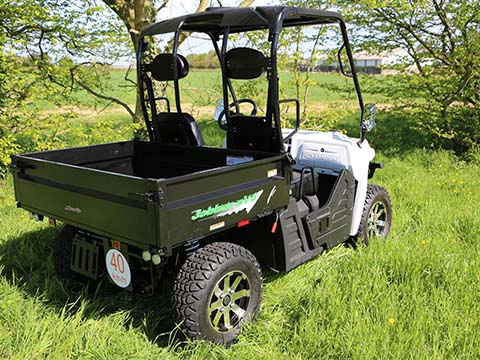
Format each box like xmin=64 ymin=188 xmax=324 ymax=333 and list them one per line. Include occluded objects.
xmin=137 ymin=6 xmax=367 ymax=150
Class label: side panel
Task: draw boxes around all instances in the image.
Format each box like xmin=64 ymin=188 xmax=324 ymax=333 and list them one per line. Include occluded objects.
xmin=161 ymin=156 xmax=290 ymax=247
xmin=303 ymin=169 xmax=356 ymax=248
xmin=276 ymin=198 xmax=319 ymax=271
xmin=275 ymin=169 xmax=355 ymax=272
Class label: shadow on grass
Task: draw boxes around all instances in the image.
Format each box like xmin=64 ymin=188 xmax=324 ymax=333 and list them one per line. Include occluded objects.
xmin=339 ymin=110 xmax=432 ymax=157
xmin=0 ymin=226 xmax=177 ymax=346
xmin=202 ymin=108 xmax=436 ymax=157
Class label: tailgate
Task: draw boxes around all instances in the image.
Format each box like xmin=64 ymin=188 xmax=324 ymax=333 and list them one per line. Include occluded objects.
xmin=11 ymin=154 xmax=160 ymax=247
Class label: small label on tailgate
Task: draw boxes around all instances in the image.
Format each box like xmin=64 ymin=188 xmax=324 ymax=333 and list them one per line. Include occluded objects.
xmin=210 ymin=221 xmax=225 ymax=231
xmin=64 ymin=205 xmax=82 ymax=214
xmin=267 ymin=169 xmax=278 ymax=178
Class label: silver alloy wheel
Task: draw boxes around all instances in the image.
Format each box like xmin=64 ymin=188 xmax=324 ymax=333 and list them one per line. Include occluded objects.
xmin=208 ymin=270 xmax=251 ymax=332
xmin=367 ymin=201 xmax=387 ymax=238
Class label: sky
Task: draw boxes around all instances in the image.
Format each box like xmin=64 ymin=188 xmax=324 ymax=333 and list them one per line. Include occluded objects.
xmin=151 ymin=0 xmax=274 ymax=57
xmin=152 ymin=0 xmax=344 ymax=58
xmin=159 ymin=0 xmax=272 ymax=19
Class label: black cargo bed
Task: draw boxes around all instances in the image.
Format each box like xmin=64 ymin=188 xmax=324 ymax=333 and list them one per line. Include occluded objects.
xmin=11 ymin=141 xmax=290 ymax=250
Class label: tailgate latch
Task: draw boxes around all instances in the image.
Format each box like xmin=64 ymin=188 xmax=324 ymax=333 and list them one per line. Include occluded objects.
xmin=134 ymin=191 xmax=165 ymax=205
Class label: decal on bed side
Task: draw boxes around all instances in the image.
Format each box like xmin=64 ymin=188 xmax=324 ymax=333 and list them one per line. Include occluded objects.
xmin=191 ymin=190 xmax=264 ymax=221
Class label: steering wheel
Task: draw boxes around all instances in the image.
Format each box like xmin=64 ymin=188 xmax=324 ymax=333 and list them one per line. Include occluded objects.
xmin=217 ymin=99 xmax=258 ymax=130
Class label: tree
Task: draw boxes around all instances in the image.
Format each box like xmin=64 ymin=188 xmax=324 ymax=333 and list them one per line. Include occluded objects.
xmin=0 ymin=0 xmax=130 ymax=175
xmin=334 ymin=0 xmax=480 ymax=151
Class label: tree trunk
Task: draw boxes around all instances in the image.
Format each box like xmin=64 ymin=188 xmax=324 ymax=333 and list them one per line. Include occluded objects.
xmin=103 ymin=0 xmax=156 ymax=52
xmin=103 ymin=0 xmax=156 ymax=127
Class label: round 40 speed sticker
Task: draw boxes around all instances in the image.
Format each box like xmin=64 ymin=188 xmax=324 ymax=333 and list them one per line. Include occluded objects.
xmin=106 ymin=249 xmax=131 ymax=288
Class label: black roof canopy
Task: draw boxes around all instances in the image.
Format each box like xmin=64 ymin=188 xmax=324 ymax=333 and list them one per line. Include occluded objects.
xmin=140 ymin=6 xmax=344 ymax=37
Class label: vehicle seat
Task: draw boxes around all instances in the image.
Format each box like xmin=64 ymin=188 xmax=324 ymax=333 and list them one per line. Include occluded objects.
xmin=144 ymin=53 xmax=204 ymax=146
xmin=228 ymin=115 xmax=276 ymax=152
xmin=290 ymin=169 xmax=319 ymax=200
xmin=224 ymin=48 xmax=277 ymax=152
xmin=291 ymin=168 xmax=321 ymax=213
xmin=153 ymin=112 xmax=205 ymax=146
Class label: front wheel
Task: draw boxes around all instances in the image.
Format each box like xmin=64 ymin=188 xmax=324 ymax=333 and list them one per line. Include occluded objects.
xmin=358 ymin=184 xmax=392 ymax=246
xmin=171 ymin=242 xmax=262 ymax=344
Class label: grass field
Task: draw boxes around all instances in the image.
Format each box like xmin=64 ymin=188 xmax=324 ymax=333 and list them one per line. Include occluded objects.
xmin=1 ymin=101 xmax=480 ymax=358
xmin=31 ymin=68 xmax=388 ymax=114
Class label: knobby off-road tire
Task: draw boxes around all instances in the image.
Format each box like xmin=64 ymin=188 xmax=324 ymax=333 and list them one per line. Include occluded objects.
xmin=358 ymin=184 xmax=392 ymax=246
xmin=53 ymin=225 xmax=75 ymax=278
xmin=171 ymin=242 xmax=262 ymax=344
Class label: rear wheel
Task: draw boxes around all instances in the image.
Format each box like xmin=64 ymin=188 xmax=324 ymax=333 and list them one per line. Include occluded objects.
xmin=53 ymin=225 xmax=75 ymax=278
xmin=171 ymin=242 xmax=262 ymax=344
xmin=358 ymin=184 xmax=392 ymax=246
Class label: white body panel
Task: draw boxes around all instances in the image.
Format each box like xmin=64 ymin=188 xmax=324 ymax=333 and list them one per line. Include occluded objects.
xmin=283 ymin=130 xmax=375 ymax=235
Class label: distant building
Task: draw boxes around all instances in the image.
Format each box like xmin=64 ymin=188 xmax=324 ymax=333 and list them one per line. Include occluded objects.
xmin=302 ymin=49 xmax=408 ymax=75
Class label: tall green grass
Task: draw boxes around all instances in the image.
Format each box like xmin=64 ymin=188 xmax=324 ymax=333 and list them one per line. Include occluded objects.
xmin=1 ymin=116 xmax=479 ymax=359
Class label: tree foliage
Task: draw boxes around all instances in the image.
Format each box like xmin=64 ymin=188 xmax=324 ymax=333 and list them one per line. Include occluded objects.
xmin=0 ymin=0 xmax=130 ymax=175
xmin=186 ymin=51 xmax=220 ymax=69
xmin=335 ymin=0 xmax=480 ymax=151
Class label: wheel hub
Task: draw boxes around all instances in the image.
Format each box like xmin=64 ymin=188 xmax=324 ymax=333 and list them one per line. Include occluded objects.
xmin=367 ymin=201 xmax=387 ymax=238
xmin=208 ymin=270 xmax=251 ymax=333
xmin=222 ymin=295 xmax=232 ymax=306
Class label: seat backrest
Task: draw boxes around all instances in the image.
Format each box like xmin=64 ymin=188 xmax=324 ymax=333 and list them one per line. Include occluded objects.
xmin=290 ymin=168 xmax=319 ymax=199
xmin=183 ymin=113 xmax=204 ymax=146
xmin=224 ymin=48 xmax=278 ymax=152
xmin=144 ymin=54 xmax=204 ymax=146
xmin=227 ymin=115 xmax=276 ymax=152
xmin=225 ymin=47 xmax=267 ymax=79
xmin=154 ymin=112 xmax=204 ymax=146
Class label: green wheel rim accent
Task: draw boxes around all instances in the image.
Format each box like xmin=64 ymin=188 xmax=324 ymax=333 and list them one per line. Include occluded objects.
xmin=367 ymin=201 xmax=387 ymax=238
xmin=208 ymin=270 xmax=251 ymax=333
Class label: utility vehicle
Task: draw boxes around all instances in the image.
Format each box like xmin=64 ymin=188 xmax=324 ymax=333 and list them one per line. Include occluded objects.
xmin=11 ymin=6 xmax=392 ymax=344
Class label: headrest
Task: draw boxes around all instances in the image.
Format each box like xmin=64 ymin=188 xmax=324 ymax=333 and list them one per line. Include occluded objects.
xmin=225 ymin=48 xmax=267 ymax=79
xmin=144 ymin=53 xmax=189 ymax=81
